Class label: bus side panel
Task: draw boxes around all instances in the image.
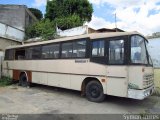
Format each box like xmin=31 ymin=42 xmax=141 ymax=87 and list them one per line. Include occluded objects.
xmin=107 ymin=78 xmax=128 ymax=97
xmin=32 ymin=72 xmax=48 ymax=85
xmin=47 ymin=73 xmax=60 ymax=87
xmin=32 ymin=72 xmax=71 ymax=89
xmin=58 ymin=74 xmax=70 ymax=88
xmin=106 ymin=66 xmax=128 ymax=97
xmin=70 ymin=75 xmax=86 ymax=91
xmin=128 ymin=66 xmax=143 ymax=89
xmin=2 ymin=69 xmax=13 ymax=78
xmin=2 ymin=61 xmax=13 ymax=78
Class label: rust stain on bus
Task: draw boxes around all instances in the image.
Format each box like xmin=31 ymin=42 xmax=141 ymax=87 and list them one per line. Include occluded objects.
xmin=27 ymin=71 xmax=32 ymax=82
xmin=13 ymin=70 xmax=20 ymax=81
xmin=13 ymin=70 xmax=32 ymax=82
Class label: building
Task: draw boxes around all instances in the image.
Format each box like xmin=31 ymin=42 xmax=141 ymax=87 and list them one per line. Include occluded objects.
xmin=56 ymin=25 xmax=125 ymax=37
xmin=24 ymin=26 xmax=125 ymax=43
xmin=0 ymin=5 xmax=37 ymax=33
xmin=0 ymin=4 xmax=38 ymax=50
xmin=146 ymin=32 xmax=160 ymax=39
xmin=0 ymin=5 xmax=38 ymax=78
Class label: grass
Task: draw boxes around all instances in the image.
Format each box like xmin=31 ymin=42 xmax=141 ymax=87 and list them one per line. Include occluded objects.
xmin=153 ymin=69 xmax=160 ymax=96
xmin=154 ymin=69 xmax=160 ymax=88
xmin=0 ymin=76 xmax=12 ymax=87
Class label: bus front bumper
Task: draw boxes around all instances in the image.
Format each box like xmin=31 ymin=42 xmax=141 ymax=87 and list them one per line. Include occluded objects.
xmin=128 ymin=85 xmax=154 ymax=100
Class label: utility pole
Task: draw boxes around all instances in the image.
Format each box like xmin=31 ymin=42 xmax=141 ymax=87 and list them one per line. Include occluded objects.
xmin=115 ymin=13 xmax=117 ymax=32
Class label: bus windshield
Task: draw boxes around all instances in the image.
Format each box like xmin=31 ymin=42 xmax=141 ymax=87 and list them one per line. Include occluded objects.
xmin=131 ymin=35 xmax=149 ymax=65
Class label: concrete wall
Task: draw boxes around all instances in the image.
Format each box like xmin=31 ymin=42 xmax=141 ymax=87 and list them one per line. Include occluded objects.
xmin=57 ymin=26 xmax=88 ymax=37
xmin=148 ymin=38 xmax=160 ymax=89
xmin=0 ymin=22 xmax=25 ymax=41
xmin=0 ymin=5 xmax=37 ymax=31
xmin=0 ymin=5 xmax=26 ymax=31
xmin=0 ymin=51 xmax=3 ymax=78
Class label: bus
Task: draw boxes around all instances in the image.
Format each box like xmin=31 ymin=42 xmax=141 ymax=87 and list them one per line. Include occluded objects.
xmin=2 ymin=31 xmax=154 ymax=102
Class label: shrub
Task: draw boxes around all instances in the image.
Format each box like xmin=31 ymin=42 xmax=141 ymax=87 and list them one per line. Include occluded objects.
xmin=0 ymin=76 xmax=12 ymax=87
xmin=25 ymin=19 xmax=56 ymax=40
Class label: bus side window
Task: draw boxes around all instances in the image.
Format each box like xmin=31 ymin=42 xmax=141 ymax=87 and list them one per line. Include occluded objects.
xmin=92 ymin=40 xmax=104 ymax=57
xmin=61 ymin=42 xmax=73 ymax=58
xmin=15 ymin=49 xmax=25 ymax=60
xmin=26 ymin=48 xmax=32 ymax=59
xmin=108 ymin=40 xmax=124 ymax=64
xmin=42 ymin=44 xmax=60 ymax=59
xmin=26 ymin=46 xmax=41 ymax=59
xmin=90 ymin=40 xmax=106 ymax=64
xmin=32 ymin=46 xmax=41 ymax=59
xmin=73 ymin=40 xmax=86 ymax=58
xmin=5 ymin=49 xmax=14 ymax=60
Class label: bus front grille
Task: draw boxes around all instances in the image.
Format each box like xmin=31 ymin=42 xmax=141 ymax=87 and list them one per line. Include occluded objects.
xmin=143 ymin=74 xmax=154 ymax=88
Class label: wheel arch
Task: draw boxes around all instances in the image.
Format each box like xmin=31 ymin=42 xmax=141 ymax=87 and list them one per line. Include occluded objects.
xmin=19 ymin=71 xmax=29 ymax=82
xmin=81 ymin=77 xmax=102 ymax=96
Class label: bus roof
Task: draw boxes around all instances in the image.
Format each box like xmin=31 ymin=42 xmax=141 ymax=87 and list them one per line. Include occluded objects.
xmin=6 ymin=31 xmax=145 ymax=49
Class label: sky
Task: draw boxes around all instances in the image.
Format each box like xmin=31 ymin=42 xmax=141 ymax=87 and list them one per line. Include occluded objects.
xmin=1 ymin=0 xmax=160 ymax=35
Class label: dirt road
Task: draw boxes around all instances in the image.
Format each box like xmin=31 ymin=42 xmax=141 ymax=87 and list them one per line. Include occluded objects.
xmin=0 ymin=84 xmax=160 ymax=114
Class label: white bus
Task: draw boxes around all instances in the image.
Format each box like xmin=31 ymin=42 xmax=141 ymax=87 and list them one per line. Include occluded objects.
xmin=2 ymin=32 xmax=154 ymax=102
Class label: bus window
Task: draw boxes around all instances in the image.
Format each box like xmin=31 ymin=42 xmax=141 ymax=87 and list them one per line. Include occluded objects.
xmin=131 ymin=35 xmax=148 ymax=64
xmin=5 ymin=49 xmax=14 ymax=60
xmin=61 ymin=42 xmax=73 ymax=58
xmin=15 ymin=49 xmax=25 ymax=60
xmin=73 ymin=40 xmax=86 ymax=58
xmin=109 ymin=40 xmax=124 ymax=64
xmin=42 ymin=44 xmax=60 ymax=59
xmin=92 ymin=40 xmax=104 ymax=57
xmin=26 ymin=46 xmax=41 ymax=59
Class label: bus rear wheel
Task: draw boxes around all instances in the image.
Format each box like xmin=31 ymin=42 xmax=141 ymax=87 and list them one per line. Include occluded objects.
xmin=85 ymin=80 xmax=105 ymax=102
xmin=19 ymin=74 xmax=28 ymax=87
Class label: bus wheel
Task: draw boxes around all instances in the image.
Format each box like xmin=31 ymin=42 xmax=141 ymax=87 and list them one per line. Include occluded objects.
xmin=19 ymin=74 xmax=28 ymax=87
xmin=85 ymin=81 xmax=105 ymax=102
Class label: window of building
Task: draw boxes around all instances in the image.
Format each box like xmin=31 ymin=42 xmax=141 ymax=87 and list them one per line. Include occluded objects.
xmin=109 ymin=40 xmax=124 ymax=64
xmin=61 ymin=42 xmax=73 ymax=58
xmin=42 ymin=44 xmax=60 ymax=59
xmin=92 ymin=40 xmax=104 ymax=57
xmin=73 ymin=40 xmax=86 ymax=58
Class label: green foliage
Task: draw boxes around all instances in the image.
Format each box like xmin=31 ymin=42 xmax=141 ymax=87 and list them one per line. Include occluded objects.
xmin=45 ymin=0 xmax=93 ymax=30
xmin=25 ymin=23 xmax=38 ymax=39
xmin=0 ymin=76 xmax=12 ymax=87
xmin=29 ymin=8 xmax=43 ymax=20
xmin=25 ymin=19 xmax=56 ymax=40
xmin=54 ymin=14 xmax=83 ymax=30
xmin=26 ymin=0 xmax=93 ymax=40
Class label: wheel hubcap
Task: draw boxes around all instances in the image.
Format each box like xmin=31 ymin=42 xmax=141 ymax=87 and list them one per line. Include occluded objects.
xmin=89 ymin=85 xmax=100 ymax=98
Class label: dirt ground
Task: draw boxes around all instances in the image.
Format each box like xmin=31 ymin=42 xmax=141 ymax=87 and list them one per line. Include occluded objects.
xmin=0 ymin=84 xmax=160 ymax=114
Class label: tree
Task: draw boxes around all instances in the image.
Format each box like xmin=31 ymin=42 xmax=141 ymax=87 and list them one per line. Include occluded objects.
xmin=45 ymin=0 xmax=93 ymax=30
xmin=25 ymin=19 xmax=56 ymax=40
xmin=54 ymin=14 xmax=83 ymax=30
xmin=29 ymin=8 xmax=43 ymax=20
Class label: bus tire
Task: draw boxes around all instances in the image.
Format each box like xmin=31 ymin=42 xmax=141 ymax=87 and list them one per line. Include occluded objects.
xmin=85 ymin=80 xmax=105 ymax=102
xmin=19 ymin=73 xmax=28 ymax=87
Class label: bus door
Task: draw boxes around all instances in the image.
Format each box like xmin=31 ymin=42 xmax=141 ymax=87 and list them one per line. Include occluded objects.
xmin=106 ymin=36 xmax=129 ymax=97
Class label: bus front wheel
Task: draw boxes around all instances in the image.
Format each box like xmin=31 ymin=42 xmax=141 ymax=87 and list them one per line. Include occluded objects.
xmin=19 ymin=73 xmax=28 ymax=87
xmin=85 ymin=80 xmax=105 ymax=102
